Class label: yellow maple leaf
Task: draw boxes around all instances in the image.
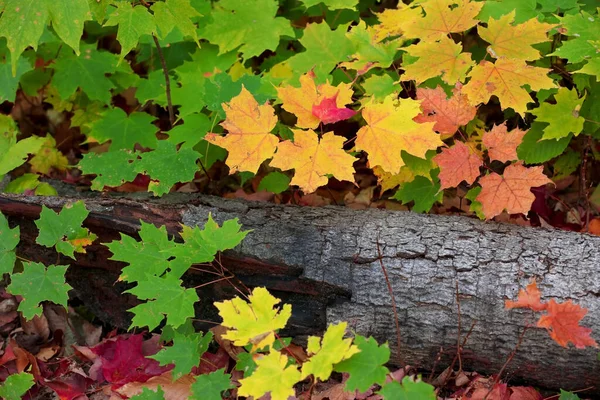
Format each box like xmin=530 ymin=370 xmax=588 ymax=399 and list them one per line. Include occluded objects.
xmin=302 ymin=322 xmax=360 ymax=381
xmin=402 ymin=36 xmax=474 ymax=84
xmin=356 ymin=97 xmax=443 ymax=174
xmin=214 ymin=287 xmax=291 ymax=351
xmin=462 ymin=58 xmax=555 ymax=115
xmin=401 ymin=0 xmax=483 ymax=43
xmin=478 ymin=11 xmax=556 ymax=61
xmin=372 ymin=4 xmax=423 ymax=42
xmin=238 ymin=350 xmax=302 ymax=400
xmin=276 ymin=71 xmax=354 ymax=129
xmin=373 ymin=165 xmax=415 ymax=192
xmin=205 ymin=86 xmax=279 ymax=173
xmin=270 ymin=129 xmax=356 ymax=193
xmin=30 ymin=135 xmax=69 ymax=174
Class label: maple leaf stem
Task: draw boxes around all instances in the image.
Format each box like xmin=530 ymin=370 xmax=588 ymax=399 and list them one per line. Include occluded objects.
xmin=152 ymin=34 xmax=175 ymax=128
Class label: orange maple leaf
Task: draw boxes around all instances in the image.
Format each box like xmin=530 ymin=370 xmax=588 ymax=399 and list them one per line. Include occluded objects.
xmin=476 ymin=164 xmax=552 ymax=219
xmin=400 ymin=0 xmax=483 ymax=42
xmin=433 ymin=142 xmax=482 ymax=189
xmin=276 ymin=72 xmax=354 ymax=129
xmin=356 ymin=97 xmax=443 ymax=174
xmin=462 ymin=58 xmax=555 ymax=115
xmin=482 ymin=123 xmax=527 ymax=163
xmin=402 ymin=36 xmax=474 ymax=85
xmin=414 ymin=86 xmax=477 ymax=137
xmin=205 ymin=86 xmax=278 ymax=174
xmin=505 ymin=280 xmax=547 ymax=312
xmin=270 ymin=130 xmax=355 ymax=193
xmin=537 ymin=299 xmax=598 ymax=349
xmin=478 ymin=11 xmax=556 ymax=61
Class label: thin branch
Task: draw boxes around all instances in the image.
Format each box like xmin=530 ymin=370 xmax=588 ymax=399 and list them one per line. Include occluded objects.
xmin=152 ymin=34 xmax=175 ymax=128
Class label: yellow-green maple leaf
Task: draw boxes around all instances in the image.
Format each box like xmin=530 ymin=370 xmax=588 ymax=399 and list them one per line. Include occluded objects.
xmin=402 ymin=36 xmax=474 ymax=84
xmin=401 ymin=0 xmax=483 ymax=43
xmin=205 ymin=87 xmax=279 ymax=174
xmin=356 ymin=97 xmax=442 ymax=174
xmin=29 ymin=135 xmax=69 ymax=174
xmin=276 ymin=72 xmax=354 ymax=129
xmin=462 ymin=58 xmax=555 ymax=115
xmin=478 ymin=11 xmax=556 ymax=61
xmin=302 ymin=322 xmax=360 ymax=381
xmin=270 ymin=130 xmax=356 ymax=193
xmin=238 ymin=350 xmax=302 ymax=400
xmin=372 ymin=4 xmax=422 ymax=42
xmin=214 ymin=287 xmax=291 ymax=351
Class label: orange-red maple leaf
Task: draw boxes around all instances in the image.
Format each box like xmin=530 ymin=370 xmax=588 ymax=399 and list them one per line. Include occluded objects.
xmin=312 ymin=94 xmax=356 ymax=125
xmin=537 ymin=299 xmax=598 ymax=349
xmin=482 ymin=123 xmax=527 ymax=163
xmin=205 ymin=86 xmax=278 ymax=174
xmin=414 ymin=86 xmax=477 ymax=136
xmin=505 ymin=280 xmax=547 ymax=312
xmin=476 ymin=164 xmax=552 ymax=219
xmin=433 ymin=142 xmax=482 ymax=189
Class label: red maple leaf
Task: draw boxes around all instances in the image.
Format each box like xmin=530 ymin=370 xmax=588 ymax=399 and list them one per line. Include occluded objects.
xmin=482 ymin=123 xmax=526 ymax=163
xmin=90 ymin=334 xmax=172 ymax=388
xmin=537 ymin=299 xmax=598 ymax=349
xmin=312 ymin=94 xmax=356 ymax=125
xmin=505 ymin=280 xmax=547 ymax=312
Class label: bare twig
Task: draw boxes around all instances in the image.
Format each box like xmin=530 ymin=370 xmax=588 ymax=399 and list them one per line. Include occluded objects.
xmin=152 ymin=34 xmax=175 ymax=128
xmin=483 ymin=327 xmax=529 ymax=400
xmin=376 ymin=240 xmax=405 ymax=368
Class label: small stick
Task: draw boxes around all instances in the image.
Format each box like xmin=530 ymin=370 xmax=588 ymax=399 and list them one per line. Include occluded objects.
xmin=152 ymin=34 xmax=175 ymax=128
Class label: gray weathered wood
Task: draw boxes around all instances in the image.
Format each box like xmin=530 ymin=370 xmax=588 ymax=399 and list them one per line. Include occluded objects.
xmin=1 ymin=192 xmax=599 ymax=393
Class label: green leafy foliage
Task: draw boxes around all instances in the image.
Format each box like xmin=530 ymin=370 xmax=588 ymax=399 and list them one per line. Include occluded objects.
xmin=7 ymin=262 xmax=72 ymax=319
xmin=191 ymin=368 xmax=232 ymax=400
xmin=0 ymin=372 xmax=35 ymax=400
xmin=78 ymin=149 xmax=138 ymax=190
xmin=129 ymin=386 xmax=166 ymax=400
xmin=35 ymin=201 xmax=97 ymax=258
xmin=150 ymin=329 xmax=213 ymax=378
xmin=104 ymin=2 xmax=156 ymax=60
xmin=378 ymin=376 xmax=436 ymax=400
xmin=89 ymin=108 xmax=158 ymax=150
xmin=0 ymin=212 xmax=19 ymax=275
xmin=334 ymin=335 xmax=390 ymax=393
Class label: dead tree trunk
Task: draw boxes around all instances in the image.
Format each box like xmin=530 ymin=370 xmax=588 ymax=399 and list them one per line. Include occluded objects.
xmin=0 ymin=191 xmax=599 ymax=393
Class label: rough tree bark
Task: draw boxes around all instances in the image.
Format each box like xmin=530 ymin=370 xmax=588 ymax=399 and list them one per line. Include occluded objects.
xmin=0 ymin=191 xmax=599 ymax=394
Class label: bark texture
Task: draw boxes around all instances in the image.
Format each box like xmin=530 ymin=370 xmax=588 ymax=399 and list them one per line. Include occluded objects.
xmin=1 ymin=191 xmax=599 ymax=393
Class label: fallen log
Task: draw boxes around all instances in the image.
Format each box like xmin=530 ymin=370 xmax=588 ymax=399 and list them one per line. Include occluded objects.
xmin=1 ymin=190 xmax=599 ymax=394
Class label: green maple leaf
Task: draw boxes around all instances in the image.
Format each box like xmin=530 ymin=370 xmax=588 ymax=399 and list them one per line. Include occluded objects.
xmin=88 ymin=0 xmax=111 ymax=23
xmin=126 ymin=273 xmax=199 ymax=330
xmin=0 ymin=57 xmax=33 ymax=102
xmin=393 ymin=174 xmax=443 ymax=213
xmin=134 ymin=140 xmax=200 ymax=196
xmin=150 ymin=330 xmax=213 ymax=378
xmin=477 ymin=0 xmax=538 ymax=24
xmin=537 ymin=0 xmax=581 ymax=13
xmin=50 ymin=46 xmax=118 ymax=104
xmin=258 ymin=171 xmax=291 ymax=194
xmin=301 ymin=0 xmax=358 ymax=10
xmin=4 ymin=173 xmax=57 ymax=196
xmin=191 ymin=369 xmax=232 ymax=400
xmin=533 ymin=88 xmax=586 ymax=140
xmin=130 ymin=387 xmax=165 ymax=400
xmin=78 ymin=149 xmax=139 ymax=191
xmin=136 ymin=70 xmax=170 ymax=106
xmin=45 ymin=0 xmax=91 ymax=55
xmin=199 ymin=0 xmax=293 ymax=59
xmin=287 ymin=22 xmax=354 ymax=80
xmin=151 ymin=0 xmax=201 ymax=45
xmin=107 ymin=220 xmax=175 ymax=283
xmin=203 ymin=73 xmax=268 ymax=119
xmin=166 ymin=113 xmax=211 ymax=149
xmin=0 ymin=0 xmax=48 ymax=75
xmin=517 ymin=122 xmax=572 ymax=163
xmin=334 ymin=335 xmax=390 ymax=393
xmin=0 ymin=212 xmax=19 ymax=275
xmin=104 ymin=1 xmax=156 ymax=60
xmin=7 ymin=262 xmax=72 ymax=319
xmin=35 ymin=201 xmax=97 ymax=259
xmin=0 ymin=372 xmax=35 ymax=400
xmin=343 ymin=21 xmax=397 ymax=72
xmin=0 ymin=117 xmax=45 ymax=177
xmin=90 ymin=107 xmax=158 ymax=150
xmin=551 ymin=11 xmax=600 ymax=65
xmin=378 ymin=377 xmax=436 ymax=400
xmin=362 ymin=74 xmax=398 ymax=101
